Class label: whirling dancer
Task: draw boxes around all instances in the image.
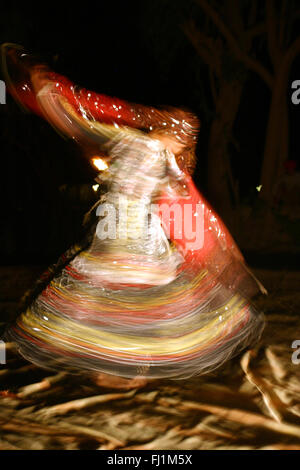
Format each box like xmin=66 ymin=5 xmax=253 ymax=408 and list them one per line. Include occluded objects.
xmin=2 ymin=43 xmax=265 ymax=388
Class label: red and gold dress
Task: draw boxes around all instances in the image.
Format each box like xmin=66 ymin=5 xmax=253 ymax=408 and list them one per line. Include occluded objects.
xmin=2 ymin=44 xmax=265 ymax=379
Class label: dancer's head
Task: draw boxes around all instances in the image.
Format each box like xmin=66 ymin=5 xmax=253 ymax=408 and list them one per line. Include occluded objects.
xmin=148 ymin=107 xmax=200 ymax=174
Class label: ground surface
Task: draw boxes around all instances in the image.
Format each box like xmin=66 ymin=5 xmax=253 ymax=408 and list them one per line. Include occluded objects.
xmin=0 ymin=265 xmax=299 ymax=450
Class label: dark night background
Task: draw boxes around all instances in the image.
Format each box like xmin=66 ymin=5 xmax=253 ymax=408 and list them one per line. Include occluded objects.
xmin=1 ymin=2 xmax=300 ymax=452
xmin=0 ymin=0 xmax=299 ymax=267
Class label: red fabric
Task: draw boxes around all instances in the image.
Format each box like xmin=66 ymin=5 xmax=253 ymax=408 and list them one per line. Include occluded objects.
xmin=8 ymin=82 xmax=43 ymax=117
xmin=158 ymin=176 xmax=244 ymax=265
xmin=10 ymin=70 xmax=139 ymax=128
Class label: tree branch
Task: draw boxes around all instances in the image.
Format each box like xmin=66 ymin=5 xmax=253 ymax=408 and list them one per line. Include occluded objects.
xmin=209 ymin=67 xmax=218 ymax=107
xmin=266 ymin=0 xmax=281 ymax=69
xmin=245 ymin=23 xmax=266 ymax=40
xmin=193 ymin=0 xmax=274 ymax=88
xmin=279 ymin=0 xmax=288 ymax=47
xmin=282 ymin=35 xmax=300 ymax=73
xmin=181 ymin=20 xmax=221 ymax=75
xmin=248 ymin=0 xmax=258 ymax=27
xmin=225 ymin=0 xmax=244 ymax=37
